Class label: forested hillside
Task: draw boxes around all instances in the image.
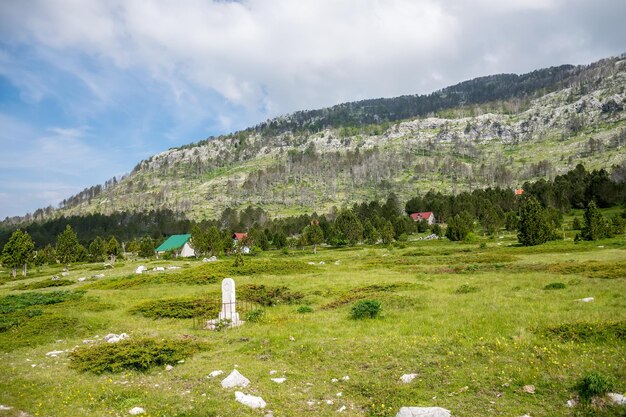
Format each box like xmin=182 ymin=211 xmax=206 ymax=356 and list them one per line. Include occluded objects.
xmin=4 ymin=54 xmax=626 ymax=225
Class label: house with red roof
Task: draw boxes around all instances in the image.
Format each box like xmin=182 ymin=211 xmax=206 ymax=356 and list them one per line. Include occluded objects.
xmin=232 ymin=233 xmax=250 ymax=254
xmin=410 ymin=211 xmax=436 ymax=225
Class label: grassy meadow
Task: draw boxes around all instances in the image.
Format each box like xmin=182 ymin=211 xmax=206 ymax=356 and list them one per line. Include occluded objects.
xmin=0 ymin=231 xmax=625 ymax=416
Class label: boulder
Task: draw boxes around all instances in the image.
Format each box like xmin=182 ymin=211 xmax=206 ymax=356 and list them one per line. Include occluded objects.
xmin=395 ymin=407 xmax=451 ymax=417
xmin=234 ymin=391 xmax=266 ymax=409
xmin=221 ymin=369 xmax=250 ymax=388
xmin=135 ymin=266 xmax=147 ymax=274
xmin=608 ymin=393 xmax=626 ymax=405
xmin=400 ymin=374 xmax=418 ymax=383
xmin=129 ymin=407 xmax=145 ymax=415
xmin=104 ymin=333 xmax=129 ymax=343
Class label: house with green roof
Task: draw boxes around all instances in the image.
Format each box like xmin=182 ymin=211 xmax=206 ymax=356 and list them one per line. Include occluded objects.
xmin=155 ymin=234 xmax=195 ymax=258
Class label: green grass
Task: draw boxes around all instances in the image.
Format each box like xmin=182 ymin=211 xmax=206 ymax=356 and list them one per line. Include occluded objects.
xmin=0 ymin=235 xmax=624 ymax=416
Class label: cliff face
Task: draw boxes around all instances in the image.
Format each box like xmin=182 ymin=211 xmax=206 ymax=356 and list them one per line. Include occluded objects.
xmin=26 ymin=56 xmax=626 ymax=222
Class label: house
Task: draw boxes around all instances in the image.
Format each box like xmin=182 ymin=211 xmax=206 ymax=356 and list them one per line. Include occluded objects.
xmin=155 ymin=234 xmax=196 ymax=258
xmin=232 ymin=233 xmax=250 ymax=254
xmin=410 ymin=211 xmax=436 ymax=225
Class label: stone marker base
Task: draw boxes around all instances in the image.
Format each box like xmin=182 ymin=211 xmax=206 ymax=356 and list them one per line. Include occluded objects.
xmin=205 ymin=318 xmax=245 ymax=330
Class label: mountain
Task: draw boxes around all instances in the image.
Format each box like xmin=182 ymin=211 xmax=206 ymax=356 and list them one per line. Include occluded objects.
xmin=10 ymin=54 xmax=626 ymax=224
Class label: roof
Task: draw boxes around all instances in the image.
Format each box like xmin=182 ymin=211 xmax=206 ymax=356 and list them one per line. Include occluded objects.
xmin=410 ymin=212 xmax=434 ymax=220
xmin=233 ymin=233 xmax=248 ymax=240
xmin=156 ymin=234 xmax=192 ymax=252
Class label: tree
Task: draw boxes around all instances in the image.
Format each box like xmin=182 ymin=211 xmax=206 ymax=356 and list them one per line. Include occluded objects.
xmin=580 ymin=201 xmax=612 ymax=240
xmin=138 ymin=237 xmax=155 ymax=258
xmin=334 ymin=209 xmax=363 ymax=245
xmin=363 ymin=220 xmax=380 ymax=244
xmin=517 ymin=197 xmax=554 ymax=246
xmin=1 ymin=229 xmax=35 ymax=277
xmin=106 ymin=236 xmax=122 ymax=262
xmin=504 ymin=211 xmax=519 ymax=231
xmin=381 ymin=193 xmax=402 ymax=220
xmin=206 ymin=226 xmax=224 ymax=256
xmin=380 ymin=220 xmax=395 ymax=245
xmin=88 ymin=237 xmax=107 ymax=262
xmin=35 ymin=244 xmax=57 ymax=266
xmin=273 ymin=231 xmax=287 ymax=249
xmin=191 ymin=224 xmax=210 ymax=256
xmin=56 ymin=225 xmax=81 ymax=266
xmin=303 ymin=223 xmax=324 ymax=254
xmin=445 ymin=212 xmax=474 ymax=241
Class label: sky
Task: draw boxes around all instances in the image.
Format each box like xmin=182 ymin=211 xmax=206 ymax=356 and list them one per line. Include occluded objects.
xmin=0 ymin=0 xmax=625 ymax=219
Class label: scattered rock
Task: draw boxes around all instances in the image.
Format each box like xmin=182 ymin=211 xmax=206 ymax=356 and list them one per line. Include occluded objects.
xmin=221 ymin=370 xmax=250 ymax=388
xmin=165 ymin=365 xmax=174 ymax=371
xmin=45 ymin=350 xmax=66 ymax=357
xmin=103 ymin=263 xmax=113 ymax=269
xmin=289 ymin=336 xmax=296 ymax=341
xmin=91 ymin=273 xmax=105 ymax=279
xmin=104 ymin=333 xmax=129 ymax=343
xmin=234 ymin=391 xmax=266 ymax=409
xmin=0 ymin=405 xmax=12 ymax=410
xmin=337 ymin=405 xmax=346 ymax=412
xmin=400 ymin=373 xmax=418 ymax=383
xmin=342 ymin=375 xmax=349 ymax=381
xmin=82 ymin=339 xmax=96 ymax=344
xmin=269 ymin=370 xmax=278 ymax=375
xmin=577 ymin=297 xmax=594 ymax=302
xmin=208 ymin=370 xmax=224 ymax=378
xmin=271 ymin=378 xmax=286 ymax=384
xmin=331 ymin=378 xmax=339 ymax=383
xmin=51 ymin=275 xmax=60 ymax=281
xmin=319 ymin=261 xmax=325 ymax=265
xmin=395 ymin=407 xmax=451 ymax=417
xmin=307 ymin=262 xmax=316 ymax=265
xmin=334 ymin=260 xmax=341 ymax=265
xmin=135 ymin=266 xmax=147 ymax=274
xmin=203 ymin=256 xmax=218 ymax=262
xmin=336 ymin=392 xmax=342 ymax=397
xmin=326 ymin=400 xmax=334 ymax=405
xmin=77 ymin=277 xmax=86 ymax=282
xmin=523 ymin=385 xmax=535 ymax=394
xmin=566 ymin=399 xmax=577 ymax=408
xmin=608 ymin=393 xmax=626 ymax=405
xmin=61 ymin=271 xmax=70 ymax=276
xmin=128 ymin=407 xmax=145 ymax=415
xmin=153 ymin=267 xmax=165 ymax=272
xmin=167 ymin=266 xmax=181 ymax=270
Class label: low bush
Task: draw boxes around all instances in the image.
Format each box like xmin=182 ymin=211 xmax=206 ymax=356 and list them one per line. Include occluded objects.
xmin=455 ymin=283 xmax=479 ymax=294
xmin=244 ymin=308 xmax=265 ymax=323
xmin=69 ymin=338 xmax=201 ymax=374
xmin=0 ymin=290 xmax=85 ymax=314
xmin=544 ymin=282 xmax=566 ymax=290
xmin=239 ymin=284 xmax=304 ymax=306
xmin=351 ymin=300 xmax=382 ymax=319
xmin=130 ymin=297 xmax=218 ymax=319
xmin=13 ymin=279 xmax=74 ymax=290
xmin=575 ymin=372 xmax=617 ymax=403
xmin=297 ymin=305 xmax=314 ymax=313
xmin=543 ymin=321 xmax=626 ymax=342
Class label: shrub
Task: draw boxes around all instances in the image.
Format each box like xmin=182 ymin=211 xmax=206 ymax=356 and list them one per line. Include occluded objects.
xmin=239 ymin=284 xmax=304 ymax=306
xmin=69 ymin=338 xmax=201 ymax=374
xmin=13 ymin=279 xmax=74 ymax=290
xmin=455 ymin=283 xmax=479 ymax=294
xmin=544 ymin=282 xmax=566 ymax=290
xmin=130 ymin=297 xmax=219 ymax=319
xmin=0 ymin=290 xmax=84 ymax=314
xmin=575 ymin=372 xmax=617 ymax=403
xmin=351 ymin=300 xmax=382 ymax=319
xmin=297 ymin=305 xmax=314 ymax=314
xmin=543 ymin=321 xmax=626 ymax=342
xmin=244 ymin=308 xmax=265 ymax=323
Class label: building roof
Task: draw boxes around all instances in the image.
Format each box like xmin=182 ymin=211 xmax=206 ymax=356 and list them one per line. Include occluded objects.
xmin=156 ymin=234 xmax=192 ymax=252
xmin=233 ymin=233 xmax=248 ymax=240
xmin=410 ymin=212 xmax=434 ymax=220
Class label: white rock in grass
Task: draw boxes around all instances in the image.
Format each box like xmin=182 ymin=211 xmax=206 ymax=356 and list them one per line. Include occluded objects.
xmin=269 ymin=370 xmax=278 ymax=375
xmin=0 ymin=405 xmax=12 ymax=410
xmin=271 ymin=378 xmax=286 ymax=384
xmin=129 ymin=407 xmax=145 ymax=415
xmin=400 ymin=373 xmax=418 ymax=383
xmin=234 ymin=391 xmax=266 ymax=409
xmin=77 ymin=277 xmax=86 ymax=282
xmin=341 ymin=375 xmax=350 ymax=381
xmin=105 ymin=333 xmax=129 ymax=343
xmin=577 ymin=297 xmax=594 ymax=302
xmin=608 ymin=393 xmax=626 ymax=405
xmin=208 ymin=370 xmax=223 ymax=378
xmin=337 ymin=405 xmax=346 ymax=412
xmin=165 ymin=365 xmax=174 ymax=371
xmin=135 ymin=266 xmax=147 ymax=274
xmin=46 ymin=350 xmax=65 ymax=357
xmin=566 ymin=399 xmax=577 ymax=408
xmin=395 ymin=407 xmax=451 ymax=417
xmin=221 ymin=370 xmax=250 ymax=388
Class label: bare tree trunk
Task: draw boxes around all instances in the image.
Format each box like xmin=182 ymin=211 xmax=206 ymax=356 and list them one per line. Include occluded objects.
xmin=11 ymin=268 xmax=17 ymax=278
xmin=22 ymin=263 xmax=27 ymax=276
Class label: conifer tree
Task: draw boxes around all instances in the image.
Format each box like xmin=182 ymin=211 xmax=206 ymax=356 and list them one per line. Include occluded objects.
xmin=1 ymin=229 xmax=35 ymax=277
xmin=517 ymin=197 xmax=553 ymax=246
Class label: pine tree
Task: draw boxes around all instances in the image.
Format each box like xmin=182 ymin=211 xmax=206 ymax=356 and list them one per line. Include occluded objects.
xmin=206 ymin=226 xmax=224 ymax=256
xmin=335 ymin=209 xmax=364 ymax=244
xmin=581 ymin=200 xmax=611 ymax=240
xmin=517 ymin=197 xmax=554 ymax=246
xmin=88 ymin=237 xmax=107 ymax=262
xmin=1 ymin=229 xmax=35 ymax=277
xmin=191 ymin=224 xmax=209 ymax=256
xmin=380 ymin=220 xmax=395 ymax=244
xmin=445 ymin=212 xmax=474 ymax=241
xmin=363 ymin=220 xmax=380 ymax=244
xmin=56 ymin=225 xmax=81 ymax=266
xmin=303 ymin=223 xmax=324 ymax=254
xmin=106 ymin=236 xmax=122 ymax=262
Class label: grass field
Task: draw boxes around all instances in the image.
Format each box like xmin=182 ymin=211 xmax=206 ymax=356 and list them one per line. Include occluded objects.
xmin=1 ymin=232 xmax=624 ymax=417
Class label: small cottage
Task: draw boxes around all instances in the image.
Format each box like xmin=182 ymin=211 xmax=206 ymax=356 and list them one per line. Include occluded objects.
xmin=410 ymin=211 xmax=436 ymax=225
xmin=232 ymin=233 xmax=250 ymax=254
xmin=155 ymin=234 xmax=196 ymax=258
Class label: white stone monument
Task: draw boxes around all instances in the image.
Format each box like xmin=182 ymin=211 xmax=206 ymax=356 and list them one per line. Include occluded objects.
xmin=206 ymin=278 xmax=244 ymax=329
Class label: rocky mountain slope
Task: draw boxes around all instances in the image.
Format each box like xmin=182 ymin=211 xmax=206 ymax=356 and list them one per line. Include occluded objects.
xmin=20 ymin=55 xmax=626 ymax=223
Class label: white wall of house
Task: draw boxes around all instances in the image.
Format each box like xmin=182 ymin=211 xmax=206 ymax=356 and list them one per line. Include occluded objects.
xmin=179 ymin=242 xmax=196 ymax=258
